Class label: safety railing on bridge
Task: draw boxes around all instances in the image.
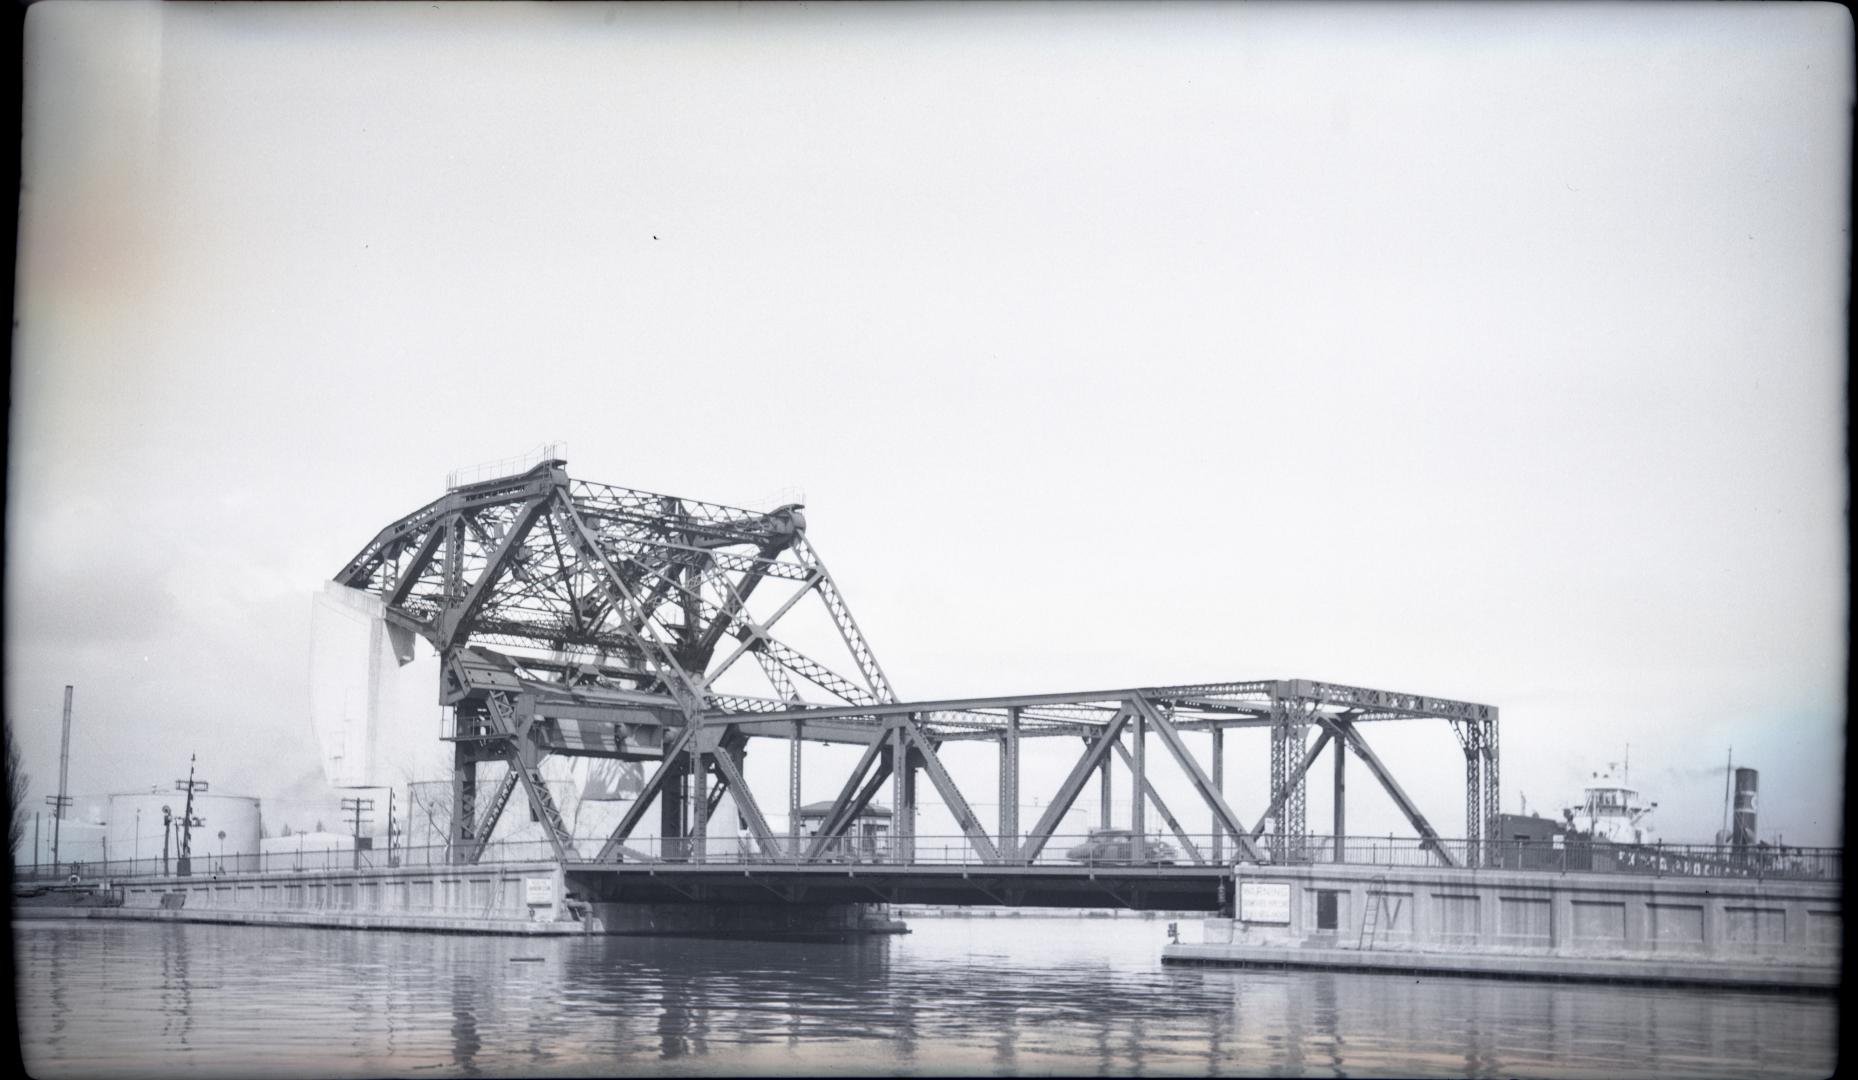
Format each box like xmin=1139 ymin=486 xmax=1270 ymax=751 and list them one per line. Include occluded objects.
xmin=15 ymin=834 xmax=1838 ymax=885
xmin=11 ymin=841 xmax=562 ymax=885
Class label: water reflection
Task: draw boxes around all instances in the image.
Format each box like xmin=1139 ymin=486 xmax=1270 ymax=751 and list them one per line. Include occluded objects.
xmin=11 ymin=916 xmax=1841 ymax=1078
xmin=450 ymin=970 xmax=481 ymax=1075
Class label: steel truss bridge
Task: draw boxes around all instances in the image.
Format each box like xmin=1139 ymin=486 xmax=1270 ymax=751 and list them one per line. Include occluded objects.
xmin=334 ymin=459 xmax=1500 ymax=904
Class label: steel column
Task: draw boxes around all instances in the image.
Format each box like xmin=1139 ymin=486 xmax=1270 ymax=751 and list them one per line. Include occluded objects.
xmin=450 ymin=743 xmax=476 ymax=866
xmin=1099 ymin=752 xmax=1112 ymax=829
xmin=1000 ymin=707 xmax=1020 ymax=862
xmin=691 ymin=745 xmax=709 ymax=864
xmin=892 ymin=726 xmax=916 ymax=863
xmin=789 ymin=722 xmax=803 ymax=858
xmin=1131 ymin=705 xmax=1147 ymax=842
xmin=1333 ymin=732 xmax=1347 ymax=862
xmin=660 ymin=753 xmax=688 ymax=861
xmin=1211 ymin=726 xmax=1225 ymax=861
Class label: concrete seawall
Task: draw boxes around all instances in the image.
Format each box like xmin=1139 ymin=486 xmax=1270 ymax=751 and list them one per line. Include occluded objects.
xmin=16 ymin=862 xmax=904 ymax=939
xmin=1161 ymin=862 xmax=1840 ymax=991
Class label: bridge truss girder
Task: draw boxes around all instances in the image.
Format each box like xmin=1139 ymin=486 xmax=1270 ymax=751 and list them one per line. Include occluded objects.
xmin=333 ymin=461 xmax=1500 ymax=870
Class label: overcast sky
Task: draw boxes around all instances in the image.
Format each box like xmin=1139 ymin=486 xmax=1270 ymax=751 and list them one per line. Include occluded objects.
xmin=8 ymin=2 xmax=1849 ymax=849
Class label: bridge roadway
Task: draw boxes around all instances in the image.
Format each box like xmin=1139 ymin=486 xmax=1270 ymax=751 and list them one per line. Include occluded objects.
xmin=563 ymin=861 xmax=1230 ymax=911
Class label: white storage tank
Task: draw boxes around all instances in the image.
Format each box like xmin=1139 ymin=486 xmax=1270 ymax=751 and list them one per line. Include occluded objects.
xmin=106 ymin=790 xmax=263 ymax=863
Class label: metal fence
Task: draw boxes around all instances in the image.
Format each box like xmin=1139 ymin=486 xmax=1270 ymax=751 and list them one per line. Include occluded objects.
xmin=13 ymin=833 xmax=1840 ymax=883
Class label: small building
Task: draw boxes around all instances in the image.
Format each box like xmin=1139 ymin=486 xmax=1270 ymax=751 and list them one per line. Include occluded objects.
xmin=795 ymin=801 xmax=892 ymax=860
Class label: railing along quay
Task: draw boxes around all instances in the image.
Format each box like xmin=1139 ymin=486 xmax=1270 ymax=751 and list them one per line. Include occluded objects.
xmin=15 ymin=834 xmax=1838 ymax=885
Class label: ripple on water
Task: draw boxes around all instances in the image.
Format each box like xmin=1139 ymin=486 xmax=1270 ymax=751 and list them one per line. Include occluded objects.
xmin=12 ymin=916 xmax=1840 ymax=1078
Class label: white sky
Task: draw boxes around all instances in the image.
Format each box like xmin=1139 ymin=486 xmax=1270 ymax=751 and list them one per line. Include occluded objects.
xmin=8 ymin=2 xmax=1850 ymax=848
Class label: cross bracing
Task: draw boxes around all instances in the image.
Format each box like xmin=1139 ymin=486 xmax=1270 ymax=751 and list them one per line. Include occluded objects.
xmin=334 ymin=459 xmax=1500 ymax=872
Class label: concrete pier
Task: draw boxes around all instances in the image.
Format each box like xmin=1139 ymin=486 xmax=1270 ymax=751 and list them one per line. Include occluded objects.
xmin=1162 ymin=862 xmax=1840 ymax=990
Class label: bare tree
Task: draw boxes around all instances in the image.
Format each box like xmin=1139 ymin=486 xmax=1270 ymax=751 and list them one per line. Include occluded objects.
xmin=7 ymin=721 xmax=30 ymax=855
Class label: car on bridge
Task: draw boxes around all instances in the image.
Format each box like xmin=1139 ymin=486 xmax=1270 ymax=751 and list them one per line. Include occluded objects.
xmin=1064 ymin=828 xmax=1177 ymax=866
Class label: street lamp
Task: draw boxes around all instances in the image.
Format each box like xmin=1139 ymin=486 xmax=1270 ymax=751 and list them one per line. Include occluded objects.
xmin=161 ymin=805 xmax=173 ymax=876
xmin=217 ymin=830 xmax=227 ymax=874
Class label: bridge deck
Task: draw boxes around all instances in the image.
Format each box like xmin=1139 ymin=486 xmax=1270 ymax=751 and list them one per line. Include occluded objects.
xmin=564 ymin=862 xmax=1230 ymax=910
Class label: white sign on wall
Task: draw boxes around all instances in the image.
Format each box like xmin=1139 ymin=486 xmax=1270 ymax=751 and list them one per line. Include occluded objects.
xmin=1239 ymin=881 xmax=1291 ymax=925
xmin=524 ymin=877 xmax=555 ymax=906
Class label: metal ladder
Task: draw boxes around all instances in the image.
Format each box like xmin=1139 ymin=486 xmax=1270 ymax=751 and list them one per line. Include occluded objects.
xmin=1359 ymin=874 xmax=1389 ymax=950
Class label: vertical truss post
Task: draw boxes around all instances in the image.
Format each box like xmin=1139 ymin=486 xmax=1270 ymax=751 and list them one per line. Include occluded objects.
xmin=1211 ymin=726 xmax=1225 ymax=861
xmin=1131 ymin=705 xmax=1147 ymax=842
xmin=1000 ymin=707 xmax=1020 ymax=863
xmin=450 ymin=743 xmax=476 ymax=866
xmin=1098 ymin=750 xmax=1112 ymax=830
xmin=660 ymin=752 xmax=688 ymax=862
xmin=789 ymin=722 xmax=803 ymax=859
xmin=691 ymin=744 xmax=709 ymax=864
xmin=1271 ymin=696 xmax=1310 ymax=862
xmin=1333 ymin=731 xmax=1347 ymax=863
xmin=892 ymin=726 xmax=916 ymax=863
xmin=1462 ymin=720 xmax=1482 ymax=868
xmin=1484 ymin=716 xmax=1500 ymax=871
xmin=1269 ymin=701 xmax=1286 ymax=859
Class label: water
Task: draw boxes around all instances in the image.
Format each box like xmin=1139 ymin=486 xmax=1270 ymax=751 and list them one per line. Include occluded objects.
xmin=12 ymin=916 xmax=1838 ymax=1078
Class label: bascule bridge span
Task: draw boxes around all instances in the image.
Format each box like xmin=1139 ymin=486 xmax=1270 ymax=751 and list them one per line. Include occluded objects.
xmin=332 ymin=458 xmax=1500 ymax=911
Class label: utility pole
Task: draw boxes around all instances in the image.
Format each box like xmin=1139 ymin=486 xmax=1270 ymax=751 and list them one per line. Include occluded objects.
xmin=174 ymin=757 xmax=208 ymax=877
xmin=46 ymin=686 xmax=74 ymax=872
xmin=386 ymin=788 xmax=398 ymax=866
xmin=342 ymin=796 xmax=374 ymax=870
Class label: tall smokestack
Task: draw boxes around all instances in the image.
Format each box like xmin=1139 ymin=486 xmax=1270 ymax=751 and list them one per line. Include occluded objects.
xmin=1731 ymin=767 xmax=1758 ymax=853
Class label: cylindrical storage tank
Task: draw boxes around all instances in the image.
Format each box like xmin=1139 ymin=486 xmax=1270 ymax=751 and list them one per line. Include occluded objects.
xmin=1731 ymin=767 xmax=1758 ymax=851
xmin=107 ymin=791 xmax=263 ymax=867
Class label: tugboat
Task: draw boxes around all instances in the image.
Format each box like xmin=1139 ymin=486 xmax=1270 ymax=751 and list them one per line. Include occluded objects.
xmin=1563 ymin=751 xmax=1659 ymax=846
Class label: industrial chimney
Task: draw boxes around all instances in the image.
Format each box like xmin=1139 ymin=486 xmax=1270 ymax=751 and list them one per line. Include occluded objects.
xmin=1731 ymin=767 xmax=1759 ymax=854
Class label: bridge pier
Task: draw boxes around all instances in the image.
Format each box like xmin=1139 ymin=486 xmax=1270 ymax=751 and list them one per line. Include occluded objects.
xmin=569 ymin=871 xmax=904 ymax=940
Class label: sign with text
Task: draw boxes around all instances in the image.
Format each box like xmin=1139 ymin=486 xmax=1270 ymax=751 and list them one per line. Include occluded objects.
xmin=1239 ymin=881 xmax=1291 ymax=925
xmin=524 ymin=877 xmax=555 ymax=907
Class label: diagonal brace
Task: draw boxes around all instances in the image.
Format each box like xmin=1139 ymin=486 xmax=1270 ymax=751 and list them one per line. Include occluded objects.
xmin=1111 ymin=738 xmax=1204 ymax=865
xmin=1020 ymin=706 xmax=1132 ymax=861
xmin=1249 ymin=729 xmax=1335 ymax=838
xmin=900 ymin=715 xmax=1001 ymax=864
xmin=1133 ymin=696 xmax=1263 ymax=863
xmin=1321 ymin=717 xmax=1457 ymax=869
